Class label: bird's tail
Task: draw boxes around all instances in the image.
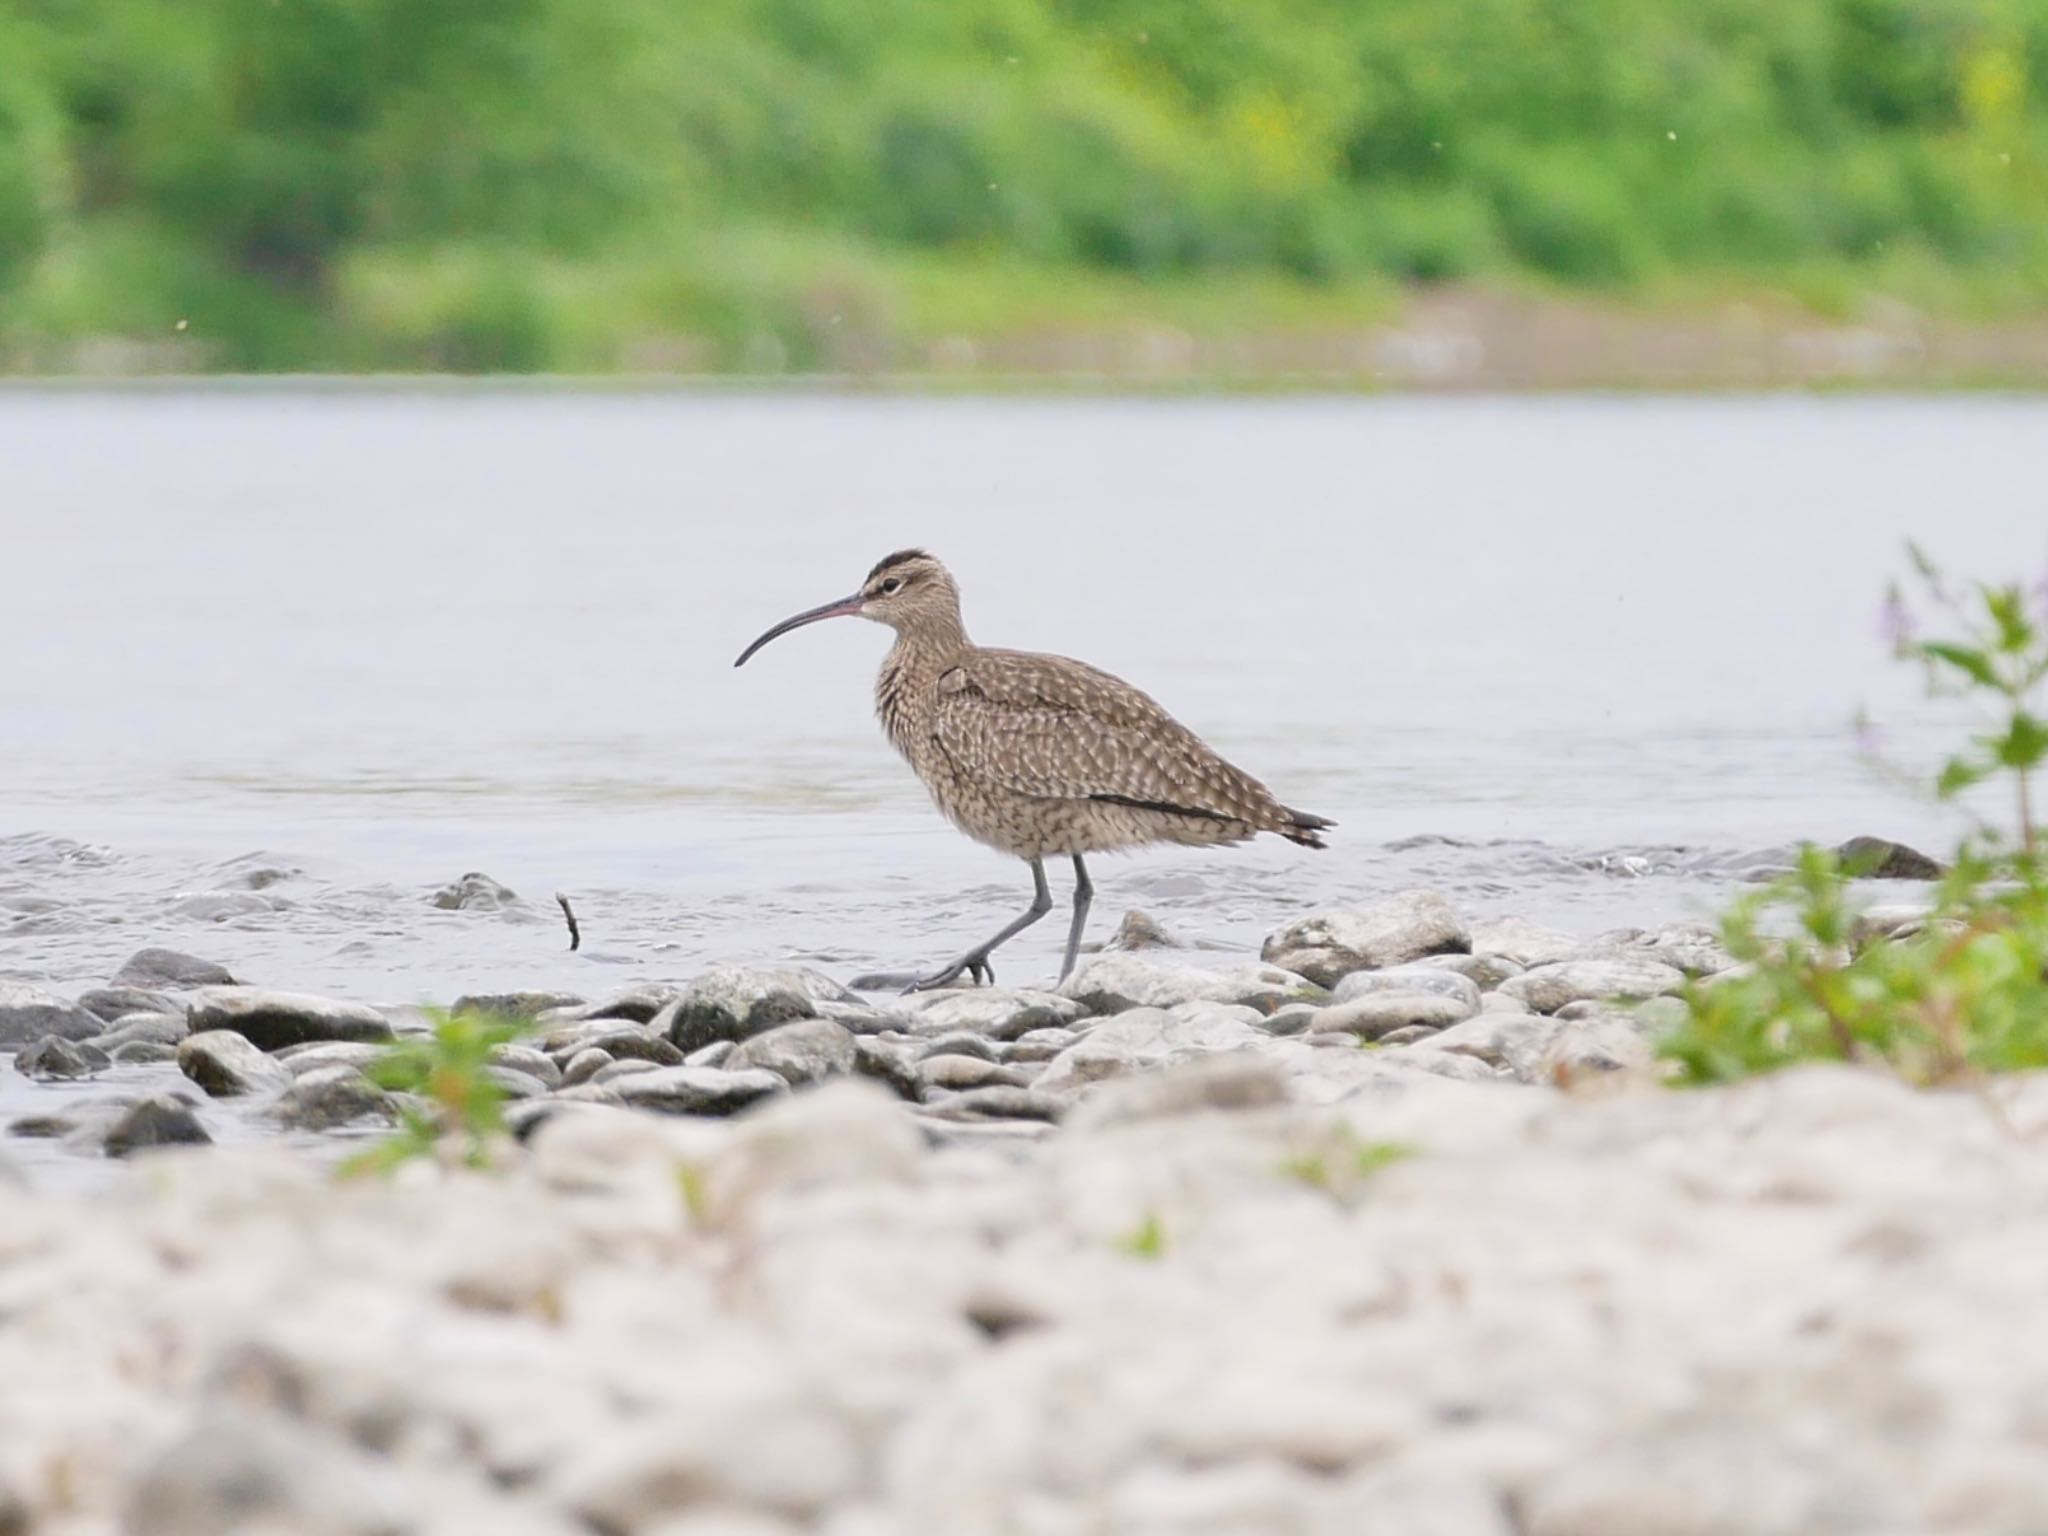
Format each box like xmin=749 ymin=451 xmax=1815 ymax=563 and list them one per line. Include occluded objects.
xmin=1278 ymin=807 xmax=1334 ymax=850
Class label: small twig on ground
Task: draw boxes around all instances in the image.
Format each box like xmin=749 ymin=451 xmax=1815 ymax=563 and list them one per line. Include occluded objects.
xmin=555 ymin=892 xmax=582 ymax=952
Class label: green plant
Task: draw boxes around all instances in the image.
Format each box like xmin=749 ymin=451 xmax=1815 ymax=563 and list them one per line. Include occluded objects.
xmin=1280 ymin=1130 xmax=1415 ymax=1196
xmin=340 ymin=1009 xmax=531 ymax=1176
xmin=1116 ymin=1210 xmax=1169 ymax=1260
xmin=1663 ymin=550 xmax=2048 ymax=1086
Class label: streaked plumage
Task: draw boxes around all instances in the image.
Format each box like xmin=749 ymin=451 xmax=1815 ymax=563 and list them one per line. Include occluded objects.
xmin=737 ymin=549 xmax=1331 ymax=988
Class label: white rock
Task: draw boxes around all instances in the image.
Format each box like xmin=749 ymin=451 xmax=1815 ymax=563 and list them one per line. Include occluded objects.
xmin=610 ymin=1065 xmax=789 ymax=1117
xmin=176 ymin=1030 xmax=291 ymax=1098
xmin=1261 ymin=890 xmax=1470 ymax=985
xmin=1307 ymin=993 xmax=1474 ymax=1039
xmin=902 ymin=988 xmax=1085 ymax=1040
xmin=1497 ymin=957 xmax=1687 ymax=1015
xmin=1469 ymin=915 xmax=1581 ymax=968
xmin=185 ymin=987 xmax=393 ymax=1049
xmin=1035 ymin=1004 xmax=1266 ymax=1100
xmin=1059 ymin=954 xmax=1320 ymax=1016
xmin=1331 ymin=966 xmax=1482 ymax=1014
xmin=0 ymin=982 xmax=105 ymax=1045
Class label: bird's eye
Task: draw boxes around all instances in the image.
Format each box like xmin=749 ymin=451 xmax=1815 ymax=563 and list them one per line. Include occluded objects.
xmin=880 ymin=577 xmax=903 ymax=595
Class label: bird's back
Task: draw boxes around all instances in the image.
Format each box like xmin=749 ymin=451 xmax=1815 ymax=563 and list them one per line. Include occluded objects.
xmin=911 ymin=645 xmax=1330 ymax=855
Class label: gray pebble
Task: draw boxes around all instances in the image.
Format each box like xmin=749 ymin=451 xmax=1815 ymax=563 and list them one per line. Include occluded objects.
xmin=104 ymin=1096 xmax=212 ymax=1157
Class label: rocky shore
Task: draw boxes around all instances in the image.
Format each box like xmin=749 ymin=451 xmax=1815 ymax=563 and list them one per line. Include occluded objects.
xmin=6 ymin=886 xmax=2033 ymax=1534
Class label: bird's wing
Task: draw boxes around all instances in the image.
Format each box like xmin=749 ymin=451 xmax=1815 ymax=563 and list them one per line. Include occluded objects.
xmin=931 ymin=649 xmax=1268 ymax=817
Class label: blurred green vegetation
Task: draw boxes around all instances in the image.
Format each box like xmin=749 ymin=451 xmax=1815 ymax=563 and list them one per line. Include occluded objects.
xmin=1 ymin=0 xmax=2045 ymax=372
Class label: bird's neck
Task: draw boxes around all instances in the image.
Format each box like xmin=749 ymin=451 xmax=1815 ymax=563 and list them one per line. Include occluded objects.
xmin=876 ymin=618 xmax=970 ymax=755
xmin=886 ymin=613 xmax=971 ymax=675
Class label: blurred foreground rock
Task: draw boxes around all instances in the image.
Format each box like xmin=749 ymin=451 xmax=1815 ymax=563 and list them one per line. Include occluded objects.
xmin=1 ymin=1069 xmax=2046 ymax=1533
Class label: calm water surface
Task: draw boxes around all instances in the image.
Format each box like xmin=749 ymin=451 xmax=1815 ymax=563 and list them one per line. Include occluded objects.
xmin=2 ymin=391 xmax=2041 ymax=1001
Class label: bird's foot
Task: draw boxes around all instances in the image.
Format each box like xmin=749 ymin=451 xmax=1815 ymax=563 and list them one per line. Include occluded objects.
xmin=902 ymin=953 xmax=996 ymax=993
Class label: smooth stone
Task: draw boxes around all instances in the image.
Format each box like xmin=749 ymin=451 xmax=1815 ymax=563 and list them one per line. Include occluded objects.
xmin=0 ymin=982 xmax=105 ymax=1046
xmin=276 ymin=1041 xmax=388 ymax=1076
xmin=554 ymin=1397 xmax=861 ymax=1529
xmin=1498 ymin=958 xmax=1688 ymax=1015
xmin=484 ymin=1065 xmax=549 ymax=1100
xmin=103 ymin=1096 xmax=211 ymax=1156
xmin=1260 ymin=1003 xmax=1320 ymax=1036
xmin=921 ymin=1085 xmax=1060 ymax=1122
xmin=1854 ymin=902 xmax=1935 ymax=946
xmin=123 ymin=1405 xmax=407 ymax=1536
xmin=176 ymin=1031 xmax=291 ymax=1097
xmin=656 ymin=966 xmax=857 ymax=1052
xmin=1065 ymin=1054 xmax=1289 ymax=1132
xmin=560 ymin=1047 xmax=614 ymax=1087
xmin=813 ymin=998 xmax=916 ymax=1036
xmin=576 ymin=983 xmax=686 ymax=1026
xmin=111 ymin=1041 xmax=180 ymax=1065
xmin=75 ymin=986 xmax=179 ymax=1024
xmin=684 ymin=1041 xmax=734 ymax=1068
xmin=852 ymin=1038 xmax=924 ymax=1101
xmin=914 ymin=1031 xmax=1001 ymax=1063
xmin=725 ymin=1018 xmax=860 ymax=1086
xmin=186 ymin=987 xmax=394 ymax=1049
xmin=905 ymin=987 xmax=1087 ymax=1040
xmin=1059 ymin=954 xmax=1321 ymax=1017
xmin=13 ymin=1034 xmax=112 ymax=1080
xmin=1260 ymin=889 xmax=1471 ymax=984
xmin=265 ymin=1066 xmax=395 ymax=1131
xmin=494 ymin=1044 xmax=563 ymax=1089
xmin=8 ymin=1113 xmax=75 ymax=1138
xmin=919 ymin=1054 xmax=1032 ymax=1091
xmin=1035 ymin=1003 xmax=1267 ymax=1101
xmin=94 ymin=1012 xmax=191 ymax=1050
xmin=1413 ymin=950 xmax=1525 ymax=989
xmin=581 ymin=1028 xmax=685 ymax=1066
xmin=1838 ymin=834 xmax=1945 ymax=880
xmin=1104 ymin=908 xmax=1185 ymax=950
xmin=1539 ymin=1016 xmax=1657 ymax=1087
xmin=110 ymin=948 xmax=237 ymax=989
xmin=591 ymin=1058 xmax=661 ymax=1084
xmin=1409 ymin=1011 xmax=1556 ymax=1072
xmin=1632 ymin=995 xmax=1691 ymax=1035
xmin=1331 ymin=965 xmax=1482 ymax=1014
xmin=1307 ymin=993 xmax=1473 ymax=1040
xmin=1469 ymin=916 xmax=1582 ymax=969
xmin=1004 ymin=1026 xmax=1081 ymax=1063
xmin=432 ymin=871 xmax=521 ymax=910
xmin=1600 ymin=923 xmax=1735 ymax=977
xmin=454 ymin=990 xmax=586 ymax=1022
xmin=609 ymin=1066 xmax=788 ymax=1117
xmin=1376 ymin=1024 xmax=1440 ymax=1046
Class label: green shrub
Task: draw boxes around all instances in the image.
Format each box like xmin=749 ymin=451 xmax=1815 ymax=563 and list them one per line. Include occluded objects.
xmin=341 ymin=1009 xmax=532 ymax=1176
xmin=1664 ymin=550 xmax=2048 ymax=1087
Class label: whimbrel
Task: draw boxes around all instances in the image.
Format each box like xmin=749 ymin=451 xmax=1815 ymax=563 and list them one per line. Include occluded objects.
xmin=735 ymin=550 xmax=1332 ymax=990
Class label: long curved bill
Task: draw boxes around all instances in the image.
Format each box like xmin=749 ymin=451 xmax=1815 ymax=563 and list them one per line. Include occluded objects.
xmin=734 ymin=594 xmax=865 ymax=667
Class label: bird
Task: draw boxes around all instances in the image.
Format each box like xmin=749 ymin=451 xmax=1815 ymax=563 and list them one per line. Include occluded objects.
xmin=735 ymin=549 xmax=1332 ymax=991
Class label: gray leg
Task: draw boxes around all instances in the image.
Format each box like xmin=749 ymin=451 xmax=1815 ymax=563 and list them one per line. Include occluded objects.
xmin=1059 ymin=854 xmax=1093 ymax=983
xmin=908 ymin=858 xmax=1053 ymax=992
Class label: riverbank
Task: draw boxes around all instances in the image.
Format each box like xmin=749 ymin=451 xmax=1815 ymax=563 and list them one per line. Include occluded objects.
xmin=17 ymin=287 xmax=2048 ymax=389
xmin=2 ymin=882 xmax=2041 ymax=1533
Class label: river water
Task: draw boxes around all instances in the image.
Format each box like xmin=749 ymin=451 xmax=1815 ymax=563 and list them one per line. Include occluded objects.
xmin=2 ymin=390 xmax=2041 ymax=1003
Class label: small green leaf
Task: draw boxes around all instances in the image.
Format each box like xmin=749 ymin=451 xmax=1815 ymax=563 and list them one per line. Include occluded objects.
xmin=1117 ymin=1212 xmax=1168 ymax=1260
xmin=1985 ymin=585 xmax=2037 ymax=655
xmin=1353 ymin=1140 xmax=1414 ymax=1176
xmin=1921 ymin=641 xmax=2000 ymax=690
xmin=1995 ymin=713 xmax=2048 ymax=770
xmin=1937 ymin=757 xmax=1992 ymax=797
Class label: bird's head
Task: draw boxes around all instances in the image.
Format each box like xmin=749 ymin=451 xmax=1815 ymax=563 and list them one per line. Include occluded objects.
xmin=734 ymin=548 xmax=960 ymax=666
